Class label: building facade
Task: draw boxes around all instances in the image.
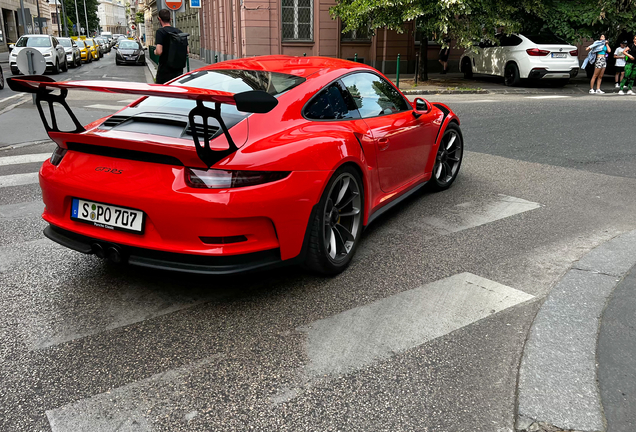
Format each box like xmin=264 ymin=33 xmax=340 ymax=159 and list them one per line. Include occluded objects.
xmin=1 ymin=0 xmax=49 ymax=52
xmin=97 ymin=0 xmax=126 ymax=34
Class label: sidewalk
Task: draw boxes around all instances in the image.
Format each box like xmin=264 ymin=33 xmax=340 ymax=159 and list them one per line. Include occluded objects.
xmin=516 ymin=229 xmax=636 ymax=432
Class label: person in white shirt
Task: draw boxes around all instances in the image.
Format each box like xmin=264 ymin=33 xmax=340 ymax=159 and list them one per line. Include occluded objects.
xmin=615 ymin=40 xmax=628 ymax=88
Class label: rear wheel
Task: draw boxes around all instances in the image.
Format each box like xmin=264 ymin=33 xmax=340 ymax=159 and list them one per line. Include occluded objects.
xmin=462 ymin=57 xmax=473 ymax=79
xmin=428 ymin=123 xmax=463 ymax=192
xmin=62 ymin=58 xmax=68 ymax=72
xmin=504 ymin=63 xmax=520 ymax=86
xmin=304 ymin=166 xmax=364 ymax=275
xmin=52 ymin=59 xmax=60 ymax=74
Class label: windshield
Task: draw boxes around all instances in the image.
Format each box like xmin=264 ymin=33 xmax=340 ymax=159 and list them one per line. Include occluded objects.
xmin=85 ymin=40 xmax=94 ymax=46
xmin=136 ymin=69 xmax=306 ymax=116
xmin=75 ymin=40 xmax=85 ymax=48
xmin=58 ymin=39 xmax=72 ymax=47
xmin=524 ymin=33 xmax=568 ymax=45
xmin=119 ymin=40 xmax=140 ymax=49
xmin=16 ymin=36 xmax=51 ymax=48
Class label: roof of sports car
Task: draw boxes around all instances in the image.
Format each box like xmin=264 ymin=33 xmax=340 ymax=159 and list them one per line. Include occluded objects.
xmin=199 ymin=56 xmax=368 ymax=79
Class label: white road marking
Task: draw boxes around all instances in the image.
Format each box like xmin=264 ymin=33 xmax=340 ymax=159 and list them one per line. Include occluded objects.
xmin=0 ymin=96 xmax=29 ymax=116
xmin=299 ymin=272 xmax=535 ymax=376
xmin=0 ymin=172 xmax=39 ymax=188
xmin=0 ymin=93 xmax=24 ymax=104
xmin=84 ymin=104 xmax=125 ymax=110
xmin=525 ymin=95 xmax=570 ymax=99
xmin=0 ymin=153 xmax=51 ymax=166
xmin=0 ymin=200 xmax=44 ymax=219
xmin=46 ymin=356 xmax=222 ymax=432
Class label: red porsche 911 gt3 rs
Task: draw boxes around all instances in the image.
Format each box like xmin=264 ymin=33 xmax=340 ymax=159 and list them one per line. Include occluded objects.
xmin=7 ymin=56 xmax=463 ymax=275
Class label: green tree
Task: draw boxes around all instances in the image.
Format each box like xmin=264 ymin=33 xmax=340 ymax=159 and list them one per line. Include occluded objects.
xmin=331 ymin=0 xmax=543 ymax=80
xmin=63 ymin=0 xmax=100 ymax=36
xmin=136 ymin=12 xmax=144 ymax=24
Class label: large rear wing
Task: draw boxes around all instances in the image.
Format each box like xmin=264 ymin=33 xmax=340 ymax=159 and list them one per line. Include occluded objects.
xmin=7 ymin=75 xmax=278 ymax=167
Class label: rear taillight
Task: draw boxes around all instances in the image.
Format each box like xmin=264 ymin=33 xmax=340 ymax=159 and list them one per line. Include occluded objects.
xmin=526 ymin=48 xmax=550 ymax=56
xmin=185 ymin=168 xmax=290 ymax=189
xmin=50 ymin=146 xmax=67 ymax=166
xmin=569 ymin=49 xmax=578 ymax=56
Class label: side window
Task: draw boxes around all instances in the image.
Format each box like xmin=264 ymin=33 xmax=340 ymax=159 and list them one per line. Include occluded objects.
xmin=52 ymin=37 xmax=57 ymax=47
xmin=500 ymin=35 xmax=522 ymax=46
xmin=304 ymin=81 xmax=360 ymax=120
xmin=340 ymin=72 xmax=409 ymax=118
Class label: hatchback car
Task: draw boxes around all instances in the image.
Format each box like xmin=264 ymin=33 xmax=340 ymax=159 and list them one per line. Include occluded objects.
xmin=84 ymin=38 xmax=100 ymax=60
xmin=115 ymin=40 xmax=145 ymax=65
xmin=73 ymin=39 xmax=92 ymax=63
xmin=8 ymin=56 xmax=463 ymax=275
xmin=460 ymin=33 xmax=580 ymax=86
xmin=57 ymin=37 xmax=82 ymax=68
xmin=10 ymin=34 xmax=68 ymax=75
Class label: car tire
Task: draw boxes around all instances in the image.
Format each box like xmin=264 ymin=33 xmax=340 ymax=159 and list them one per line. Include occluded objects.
xmin=0 ymin=70 xmax=4 ymax=90
xmin=461 ymin=57 xmax=473 ymax=79
xmin=52 ymin=59 xmax=60 ymax=75
xmin=427 ymin=122 xmax=463 ymax=192
xmin=62 ymin=58 xmax=68 ymax=72
xmin=11 ymin=68 xmax=20 ymax=76
xmin=504 ymin=63 xmax=521 ymax=86
xmin=304 ymin=165 xmax=364 ymax=276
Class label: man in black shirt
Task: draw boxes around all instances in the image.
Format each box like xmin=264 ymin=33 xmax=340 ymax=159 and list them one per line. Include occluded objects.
xmin=154 ymin=9 xmax=187 ymax=84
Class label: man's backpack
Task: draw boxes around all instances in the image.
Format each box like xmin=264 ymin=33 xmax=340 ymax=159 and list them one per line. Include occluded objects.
xmin=167 ymin=32 xmax=189 ymax=70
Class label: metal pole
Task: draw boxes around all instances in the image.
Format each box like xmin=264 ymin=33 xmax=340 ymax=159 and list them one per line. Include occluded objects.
xmin=214 ymin=54 xmax=217 ymax=63
xmin=36 ymin=0 xmax=42 ymax=34
xmin=82 ymin=0 xmax=89 ymax=37
xmin=414 ymin=51 xmax=419 ymax=85
xmin=56 ymin=1 xmax=62 ymax=35
xmin=354 ymin=52 xmax=357 ymax=62
xmin=74 ymin=0 xmax=80 ymax=35
xmin=396 ymin=53 xmax=400 ymax=88
xmin=171 ymin=9 xmax=175 ymax=28
xmin=19 ymin=0 xmax=28 ymax=36
xmin=61 ymin=0 xmax=69 ymax=36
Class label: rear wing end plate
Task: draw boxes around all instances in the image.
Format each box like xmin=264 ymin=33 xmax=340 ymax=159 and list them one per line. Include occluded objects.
xmin=7 ymin=75 xmax=278 ymax=168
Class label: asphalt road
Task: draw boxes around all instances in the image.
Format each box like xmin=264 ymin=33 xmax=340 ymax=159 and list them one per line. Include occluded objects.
xmin=1 ymin=74 xmax=636 ymax=431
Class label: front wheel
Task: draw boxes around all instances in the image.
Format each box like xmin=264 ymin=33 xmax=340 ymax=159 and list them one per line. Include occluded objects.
xmin=62 ymin=58 xmax=68 ymax=72
xmin=52 ymin=59 xmax=60 ymax=74
xmin=428 ymin=123 xmax=463 ymax=192
xmin=304 ymin=166 xmax=364 ymax=275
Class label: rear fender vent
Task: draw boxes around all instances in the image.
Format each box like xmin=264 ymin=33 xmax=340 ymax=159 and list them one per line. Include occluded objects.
xmin=184 ymin=123 xmax=220 ymax=141
xmin=101 ymin=115 xmax=129 ymax=129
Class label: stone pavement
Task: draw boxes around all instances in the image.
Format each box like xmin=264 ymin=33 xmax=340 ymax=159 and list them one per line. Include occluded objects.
xmin=517 ymin=230 xmax=636 ymax=432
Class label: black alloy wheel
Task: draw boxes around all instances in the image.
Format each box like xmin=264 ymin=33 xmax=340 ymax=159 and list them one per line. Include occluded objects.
xmin=428 ymin=123 xmax=463 ymax=191
xmin=305 ymin=165 xmax=364 ymax=275
xmin=462 ymin=58 xmax=473 ymax=79
xmin=504 ymin=63 xmax=520 ymax=87
xmin=0 ymin=68 xmax=4 ymax=90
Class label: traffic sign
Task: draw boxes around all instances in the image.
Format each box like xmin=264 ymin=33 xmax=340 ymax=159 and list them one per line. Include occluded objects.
xmin=16 ymin=48 xmax=46 ymax=75
xmin=190 ymin=0 xmax=201 ymax=8
xmin=165 ymin=0 xmax=183 ymax=10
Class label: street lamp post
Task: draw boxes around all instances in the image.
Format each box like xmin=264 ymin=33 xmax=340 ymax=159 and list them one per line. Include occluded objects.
xmin=74 ymin=0 xmax=81 ymax=35
xmin=82 ymin=0 xmax=89 ymax=36
xmin=60 ymin=0 xmax=69 ymax=37
xmin=56 ymin=1 xmax=62 ymax=35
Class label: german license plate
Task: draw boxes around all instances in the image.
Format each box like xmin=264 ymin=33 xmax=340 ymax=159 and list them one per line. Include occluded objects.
xmin=551 ymin=53 xmax=568 ymax=58
xmin=71 ymin=198 xmax=144 ymax=233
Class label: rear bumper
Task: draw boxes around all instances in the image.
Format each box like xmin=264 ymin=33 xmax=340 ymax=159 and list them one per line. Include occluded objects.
xmin=44 ymin=224 xmax=285 ymax=274
xmin=528 ymin=67 xmax=579 ymax=79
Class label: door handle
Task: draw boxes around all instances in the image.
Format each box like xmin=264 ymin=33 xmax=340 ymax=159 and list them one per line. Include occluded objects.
xmin=377 ymin=137 xmax=390 ymax=151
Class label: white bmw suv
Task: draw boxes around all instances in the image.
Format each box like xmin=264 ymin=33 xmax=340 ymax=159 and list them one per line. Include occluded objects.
xmin=459 ymin=33 xmax=580 ymax=86
xmin=9 ymin=34 xmax=67 ymax=75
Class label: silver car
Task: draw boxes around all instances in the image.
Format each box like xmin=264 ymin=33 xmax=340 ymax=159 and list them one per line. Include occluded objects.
xmin=57 ymin=37 xmax=82 ymax=68
xmin=10 ymin=34 xmax=67 ymax=75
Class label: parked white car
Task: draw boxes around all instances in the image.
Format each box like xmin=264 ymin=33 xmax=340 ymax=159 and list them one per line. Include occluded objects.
xmin=57 ymin=37 xmax=82 ymax=68
xmin=10 ymin=34 xmax=68 ymax=75
xmin=459 ymin=33 xmax=580 ymax=86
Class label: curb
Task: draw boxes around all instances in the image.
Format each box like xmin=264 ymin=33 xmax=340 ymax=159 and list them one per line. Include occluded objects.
xmin=401 ymin=89 xmax=489 ymax=95
xmin=145 ymin=53 xmax=157 ymax=82
xmin=516 ymin=229 xmax=636 ymax=432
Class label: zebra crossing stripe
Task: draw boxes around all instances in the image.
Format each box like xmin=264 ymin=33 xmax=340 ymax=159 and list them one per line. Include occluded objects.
xmin=0 ymin=153 xmax=51 ymax=166
xmin=0 ymin=172 xmax=39 ymax=188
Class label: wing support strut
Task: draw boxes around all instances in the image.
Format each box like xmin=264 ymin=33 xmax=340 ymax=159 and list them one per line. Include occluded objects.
xmin=188 ymin=100 xmax=238 ymax=168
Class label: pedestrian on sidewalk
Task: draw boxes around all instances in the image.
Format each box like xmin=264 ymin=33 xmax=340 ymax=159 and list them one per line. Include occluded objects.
xmin=619 ymin=36 xmax=636 ymax=95
xmin=585 ymin=35 xmax=610 ymax=94
xmin=614 ymin=41 xmax=627 ymax=88
xmin=438 ymin=38 xmax=450 ymax=74
xmin=154 ymin=9 xmax=188 ymax=84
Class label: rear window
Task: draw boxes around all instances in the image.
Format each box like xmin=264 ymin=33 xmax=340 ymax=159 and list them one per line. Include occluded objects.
xmin=16 ymin=36 xmax=51 ymax=48
xmin=524 ymin=34 xmax=567 ymax=45
xmin=119 ymin=40 xmax=140 ymax=49
xmin=75 ymin=40 xmax=85 ymax=47
xmin=85 ymin=40 xmax=94 ymax=46
xmin=136 ymin=69 xmax=305 ymax=116
xmin=58 ymin=39 xmax=72 ymax=47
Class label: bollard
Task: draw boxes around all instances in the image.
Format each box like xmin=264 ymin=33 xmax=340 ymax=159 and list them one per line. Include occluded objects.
xmin=186 ymin=55 xmax=190 ymax=72
xmin=354 ymin=52 xmax=357 ymax=62
xmin=414 ymin=52 xmax=419 ymax=85
xmin=396 ymin=54 xmax=400 ymax=88
xmin=303 ymin=53 xmax=306 ymax=56
xmin=215 ymin=54 xmax=218 ymax=63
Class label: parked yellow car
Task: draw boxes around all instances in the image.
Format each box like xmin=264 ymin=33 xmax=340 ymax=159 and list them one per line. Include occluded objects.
xmin=73 ymin=39 xmax=92 ymax=63
xmin=84 ymin=38 xmax=100 ymax=61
